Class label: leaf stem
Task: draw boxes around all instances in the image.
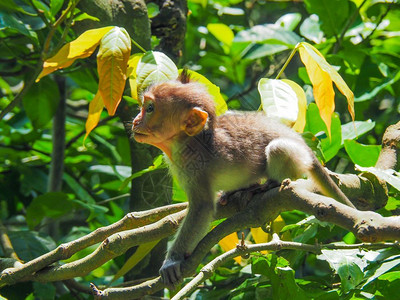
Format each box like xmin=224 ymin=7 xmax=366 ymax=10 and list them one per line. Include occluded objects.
xmin=131 ymin=39 xmax=147 ymax=53
xmin=275 ymin=44 xmax=300 ymax=80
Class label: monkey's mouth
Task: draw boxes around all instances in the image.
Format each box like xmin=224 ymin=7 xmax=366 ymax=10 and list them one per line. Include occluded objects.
xmin=132 ymin=128 xmax=148 ymax=136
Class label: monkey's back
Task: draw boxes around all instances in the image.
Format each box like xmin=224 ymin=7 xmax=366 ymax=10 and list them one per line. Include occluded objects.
xmin=205 ymin=111 xmax=307 ymax=192
xmin=214 ymin=111 xmax=304 ymax=161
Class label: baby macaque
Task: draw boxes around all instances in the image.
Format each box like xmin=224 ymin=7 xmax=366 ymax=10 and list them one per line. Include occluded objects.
xmin=131 ymin=71 xmax=355 ymax=287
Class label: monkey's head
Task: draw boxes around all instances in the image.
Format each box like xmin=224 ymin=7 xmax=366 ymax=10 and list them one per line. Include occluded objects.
xmin=132 ymin=79 xmax=216 ymax=156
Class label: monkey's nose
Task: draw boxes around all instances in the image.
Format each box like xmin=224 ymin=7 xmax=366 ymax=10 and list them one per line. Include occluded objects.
xmin=132 ymin=118 xmax=140 ymax=128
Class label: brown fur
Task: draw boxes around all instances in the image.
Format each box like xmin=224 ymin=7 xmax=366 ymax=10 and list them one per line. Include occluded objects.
xmin=131 ymin=77 xmax=355 ymax=288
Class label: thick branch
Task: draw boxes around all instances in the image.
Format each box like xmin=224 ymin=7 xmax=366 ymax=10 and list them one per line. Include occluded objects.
xmin=0 ymin=203 xmax=186 ymax=287
xmin=93 ymin=177 xmax=398 ymax=298
xmin=375 ymin=120 xmax=400 ymax=170
xmin=29 ymin=210 xmax=185 ymax=282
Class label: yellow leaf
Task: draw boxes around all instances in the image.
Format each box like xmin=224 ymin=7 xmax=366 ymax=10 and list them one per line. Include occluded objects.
xmin=37 ymin=26 xmax=114 ymax=81
xmin=300 ymin=43 xmax=355 ymax=121
xmin=281 ymin=79 xmax=307 ymax=133
xmin=219 ymin=232 xmax=241 ymax=264
xmin=298 ymin=42 xmax=355 ymax=132
xmin=179 ymin=69 xmax=227 ymax=115
xmin=299 ymin=46 xmax=335 ymax=137
xmin=251 ymin=216 xmax=287 ymax=254
xmin=111 ymin=240 xmax=160 ymax=284
xmin=97 ymin=27 xmax=131 ymax=115
xmin=127 ymin=53 xmax=144 ymax=102
xmin=207 ymin=23 xmax=234 ymax=54
xmin=85 ymin=91 xmax=103 ymax=140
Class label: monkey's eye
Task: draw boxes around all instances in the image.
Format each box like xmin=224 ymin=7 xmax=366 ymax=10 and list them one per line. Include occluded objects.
xmin=146 ymin=103 xmax=154 ymax=113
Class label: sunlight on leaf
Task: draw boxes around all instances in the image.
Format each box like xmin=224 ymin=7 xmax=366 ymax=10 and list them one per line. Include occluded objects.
xmin=37 ymin=26 xmax=114 ymax=81
xmin=219 ymin=232 xmax=241 ymax=264
xmin=356 ymin=166 xmax=400 ymax=192
xmin=282 ymin=79 xmax=307 ymax=133
xmin=258 ymin=78 xmax=306 ymax=131
xmin=299 ymin=46 xmax=335 ymax=136
xmin=136 ymin=51 xmax=179 ymax=101
xmin=97 ymin=27 xmax=131 ymax=115
xmin=298 ymin=42 xmax=355 ymax=137
xmin=207 ymin=23 xmax=234 ymax=53
xmin=85 ymin=92 xmax=103 ymax=140
xmin=180 ymin=69 xmax=227 ymax=115
xmin=127 ymin=53 xmax=144 ymax=101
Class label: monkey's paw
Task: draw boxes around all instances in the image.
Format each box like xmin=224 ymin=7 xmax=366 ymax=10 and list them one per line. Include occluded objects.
xmin=159 ymin=258 xmax=183 ymax=289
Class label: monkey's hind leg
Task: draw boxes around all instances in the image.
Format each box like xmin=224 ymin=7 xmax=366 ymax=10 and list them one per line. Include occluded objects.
xmin=265 ymin=138 xmax=313 ymax=182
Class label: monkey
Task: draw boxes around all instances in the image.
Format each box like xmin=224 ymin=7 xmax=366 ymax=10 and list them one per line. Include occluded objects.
xmin=131 ymin=71 xmax=355 ymax=288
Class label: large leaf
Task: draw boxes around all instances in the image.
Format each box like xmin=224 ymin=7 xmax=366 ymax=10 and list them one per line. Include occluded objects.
xmin=344 ymin=140 xmax=381 ymax=167
xmin=26 ymin=192 xmax=74 ymax=229
xmin=22 ymin=77 xmax=60 ymax=129
xmin=136 ymin=51 xmax=179 ymax=101
xmin=85 ymin=91 xmax=103 ymax=139
xmin=258 ymin=78 xmax=303 ymax=128
xmin=97 ymin=27 xmax=131 ymax=115
xmin=180 ymin=69 xmax=227 ymax=115
xmin=298 ymin=42 xmax=355 ymax=136
xmin=356 ymin=166 xmax=400 ymax=192
xmin=341 ymin=120 xmax=375 ymax=144
xmin=37 ymin=26 xmax=114 ymax=80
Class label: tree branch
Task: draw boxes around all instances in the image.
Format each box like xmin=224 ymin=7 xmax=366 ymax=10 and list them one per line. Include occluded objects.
xmin=0 ymin=203 xmax=186 ymax=287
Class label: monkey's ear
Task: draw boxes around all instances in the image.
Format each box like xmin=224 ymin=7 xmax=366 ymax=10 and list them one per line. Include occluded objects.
xmin=183 ymin=107 xmax=208 ymax=136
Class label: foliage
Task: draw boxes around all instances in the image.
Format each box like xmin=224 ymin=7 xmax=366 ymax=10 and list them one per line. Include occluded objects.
xmin=0 ymin=0 xmax=400 ymax=299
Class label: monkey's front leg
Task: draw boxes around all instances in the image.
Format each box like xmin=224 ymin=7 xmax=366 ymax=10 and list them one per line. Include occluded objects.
xmin=160 ymin=196 xmax=214 ymax=288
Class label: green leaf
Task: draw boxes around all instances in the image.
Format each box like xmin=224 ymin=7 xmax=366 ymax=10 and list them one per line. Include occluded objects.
xmin=207 ymin=23 xmax=234 ymax=53
xmin=26 ymin=192 xmax=73 ymax=229
xmin=234 ymin=23 xmax=301 ymax=46
xmin=0 ymin=0 xmax=33 ymax=14
xmin=120 ymin=155 xmax=166 ymax=190
xmin=0 ymin=12 xmax=37 ymax=39
xmin=136 ymin=51 xmax=179 ymax=100
xmin=356 ymin=166 xmax=400 ymax=192
xmin=355 ymin=70 xmax=400 ymax=102
xmin=22 ymin=77 xmax=60 ymax=129
xmin=111 ymin=240 xmax=160 ymax=284
xmin=344 ymin=140 xmax=381 ymax=167
xmin=338 ymin=262 xmax=364 ymax=293
xmin=89 ymin=165 xmax=132 ymax=178
xmin=50 ymin=0 xmax=63 ymax=17
xmin=305 ymin=103 xmax=342 ymax=162
xmin=33 ymin=282 xmax=56 ymax=300
xmin=9 ymin=231 xmax=56 ymax=261
xmin=363 ymin=254 xmax=400 ymax=287
xmin=300 ymin=14 xmax=324 ymax=43
xmin=304 ymin=0 xmax=350 ymax=38
xmin=275 ymin=13 xmax=302 ymax=31
xmin=258 ymin=78 xmax=300 ymax=126
xmin=341 ymin=120 xmax=375 ymax=144
xmin=242 ymin=44 xmax=288 ymax=60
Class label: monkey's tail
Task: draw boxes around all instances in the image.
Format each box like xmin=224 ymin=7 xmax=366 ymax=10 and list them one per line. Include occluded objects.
xmin=309 ymin=157 xmax=356 ymax=209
